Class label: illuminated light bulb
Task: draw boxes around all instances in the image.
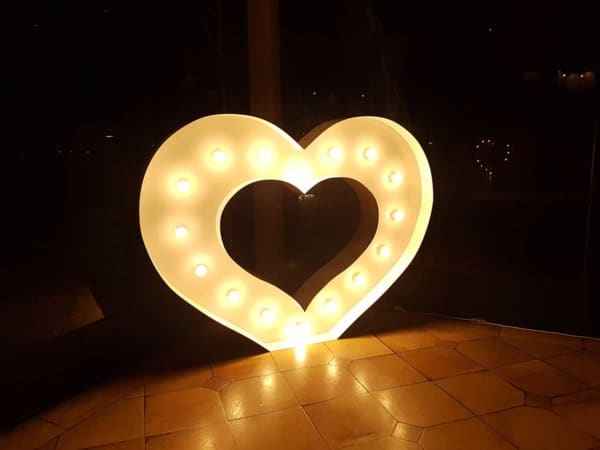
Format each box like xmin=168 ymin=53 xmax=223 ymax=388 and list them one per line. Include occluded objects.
xmin=194 ymin=264 xmax=208 ymax=277
xmin=376 ymin=244 xmax=391 ymax=257
xmin=256 ymin=147 xmax=272 ymax=163
xmin=352 ymin=272 xmax=366 ymax=287
xmin=226 ymin=289 xmax=241 ymax=303
xmin=174 ymin=225 xmax=188 ymax=238
xmin=327 ymin=146 xmax=342 ymax=160
xmin=363 ymin=147 xmax=377 ymax=161
xmin=390 ymin=209 xmax=405 ymax=222
xmin=212 ymin=149 xmax=226 ymax=164
xmin=388 ymin=171 xmax=403 ymax=185
xmin=323 ymin=297 xmax=337 ymax=313
xmin=260 ymin=307 xmax=275 ymax=322
xmin=177 ymin=178 xmax=191 ymax=193
xmin=504 ymin=158 xmax=508 ymax=162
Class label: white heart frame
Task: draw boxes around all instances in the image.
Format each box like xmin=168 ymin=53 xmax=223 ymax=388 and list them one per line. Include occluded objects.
xmin=139 ymin=114 xmax=433 ymax=351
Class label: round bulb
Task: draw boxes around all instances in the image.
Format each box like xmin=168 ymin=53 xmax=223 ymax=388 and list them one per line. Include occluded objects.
xmin=260 ymin=307 xmax=275 ymax=322
xmin=352 ymin=272 xmax=366 ymax=287
xmin=363 ymin=147 xmax=377 ymax=161
xmin=327 ymin=146 xmax=342 ymax=160
xmin=174 ymin=226 xmax=188 ymax=238
xmin=177 ymin=179 xmax=191 ymax=193
xmin=194 ymin=264 xmax=208 ymax=277
xmin=323 ymin=297 xmax=337 ymax=313
xmin=390 ymin=209 xmax=405 ymax=222
xmin=257 ymin=148 xmax=272 ymax=163
xmin=376 ymin=244 xmax=391 ymax=257
xmin=226 ymin=289 xmax=241 ymax=303
xmin=212 ymin=149 xmax=226 ymax=164
xmin=388 ymin=171 xmax=403 ymax=185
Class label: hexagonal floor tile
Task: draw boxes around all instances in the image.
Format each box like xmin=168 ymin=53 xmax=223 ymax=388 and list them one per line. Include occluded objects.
xmin=482 ymin=406 xmax=598 ymax=450
xmin=305 ymin=393 xmax=395 ymax=449
xmin=419 ymin=417 xmax=515 ymax=450
xmin=373 ymin=382 xmax=472 ymax=427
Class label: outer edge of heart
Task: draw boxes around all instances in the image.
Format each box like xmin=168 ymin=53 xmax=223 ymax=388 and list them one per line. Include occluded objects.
xmin=139 ymin=114 xmax=433 ymax=351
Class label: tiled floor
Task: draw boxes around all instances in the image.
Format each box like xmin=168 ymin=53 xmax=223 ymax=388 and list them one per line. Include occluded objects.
xmin=2 ymin=310 xmax=599 ymax=450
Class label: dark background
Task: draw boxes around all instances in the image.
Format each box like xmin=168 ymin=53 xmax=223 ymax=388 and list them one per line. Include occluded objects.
xmin=0 ymin=0 xmax=598 ymax=427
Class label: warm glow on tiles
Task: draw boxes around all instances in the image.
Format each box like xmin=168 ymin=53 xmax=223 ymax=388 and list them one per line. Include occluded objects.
xmin=139 ymin=114 xmax=433 ymax=351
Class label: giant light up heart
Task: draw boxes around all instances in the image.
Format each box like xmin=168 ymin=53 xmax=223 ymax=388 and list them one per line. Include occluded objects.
xmin=139 ymin=114 xmax=433 ymax=351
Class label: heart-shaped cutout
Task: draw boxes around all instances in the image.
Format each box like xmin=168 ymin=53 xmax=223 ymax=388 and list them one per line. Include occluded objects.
xmin=221 ymin=178 xmax=378 ymax=310
xmin=139 ymin=115 xmax=433 ymax=350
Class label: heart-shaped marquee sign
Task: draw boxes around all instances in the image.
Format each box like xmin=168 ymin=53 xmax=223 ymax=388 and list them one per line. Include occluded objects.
xmin=139 ymin=114 xmax=433 ymax=351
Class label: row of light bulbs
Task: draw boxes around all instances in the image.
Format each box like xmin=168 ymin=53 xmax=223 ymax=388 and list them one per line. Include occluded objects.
xmin=170 ymin=144 xmax=404 ymax=327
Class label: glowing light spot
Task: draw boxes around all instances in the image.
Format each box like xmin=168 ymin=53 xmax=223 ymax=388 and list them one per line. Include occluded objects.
xmin=390 ymin=209 xmax=405 ymax=222
xmin=212 ymin=149 xmax=227 ymax=164
xmin=177 ymin=179 xmax=191 ymax=193
xmin=363 ymin=147 xmax=377 ymax=161
xmin=260 ymin=307 xmax=275 ymax=322
xmin=352 ymin=272 xmax=366 ymax=287
xmin=376 ymin=244 xmax=391 ymax=257
xmin=174 ymin=226 xmax=188 ymax=238
xmin=227 ymin=289 xmax=241 ymax=304
xmin=256 ymin=147 xmax=272 ymax=163
xmin=194 ymin=264 xmax=208 ymax=277
xmin=327 ymin=146 xmax=342 ymax=160
xmin=388 ymin=171 xmax=403 ymax=185
xmin=323 ymin=297 xmax=337 ymax=313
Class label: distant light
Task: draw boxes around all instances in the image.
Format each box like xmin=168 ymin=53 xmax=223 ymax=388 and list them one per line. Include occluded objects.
xmin=104 ymin=135 xmax=114 ymax=139
xmin=476 ymin=145 xmax=480 ymax=149
xmin=427 ymin=141 xmax=433 ymax=145
xmin=506 ymin=151 xmax=510 ymax=155
xmin=361 ymin=93 xmax=366 ymax=98
xmin=312 ymin=91 xmax=317 ymax=96
xmin=504 ymin=158 xmax=508 ymax=162
xmin=476 ymin=159 xmax=480 ymax=163
xmin=487 ymin=139 xmax=491 ymax=143
xmin=506 ymin=144 xmax=510 ymax=148
xmin=488 ymin=27 xmax=493 ymax=32
xmin=580 ymin=74 xmax=584 ymax=78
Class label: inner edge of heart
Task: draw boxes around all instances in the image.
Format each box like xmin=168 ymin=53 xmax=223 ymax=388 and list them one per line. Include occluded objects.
xmin=220 ymin=177 xmax=378 ymax=311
